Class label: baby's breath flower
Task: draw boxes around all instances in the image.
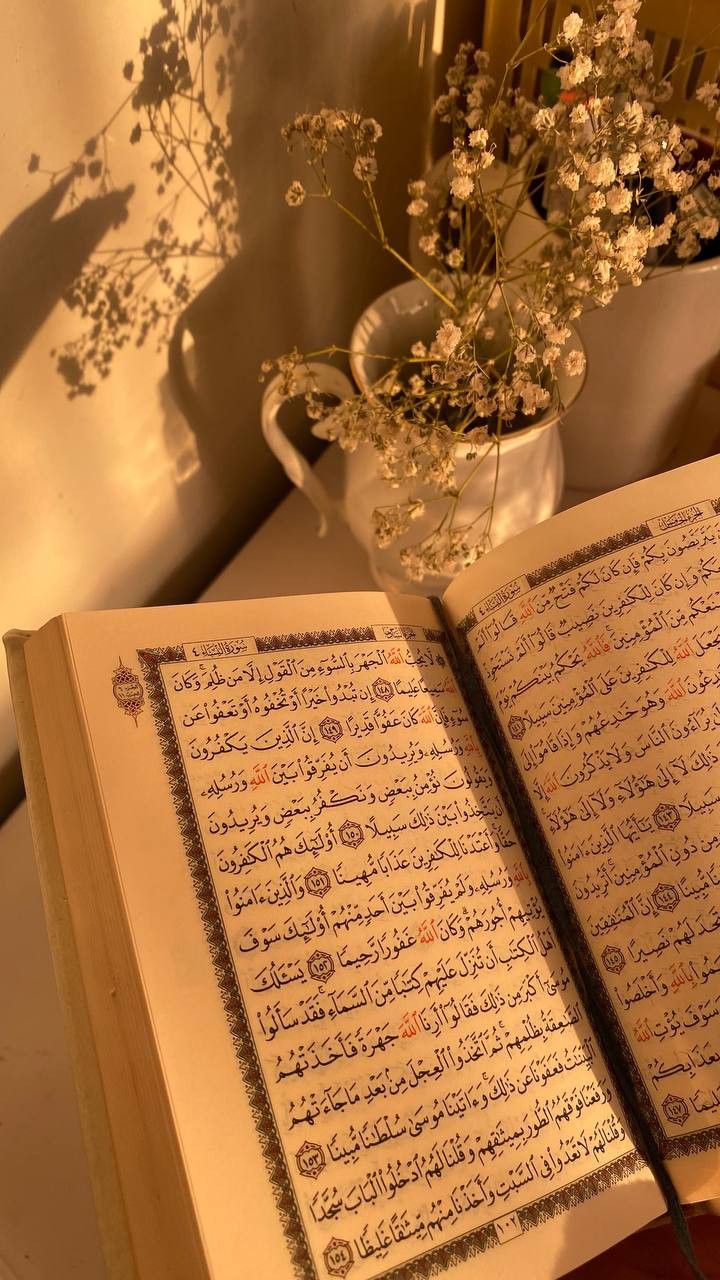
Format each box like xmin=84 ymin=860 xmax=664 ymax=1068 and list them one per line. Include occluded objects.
xmin=353 ymin=153 xmax=378 ymax=183
xmin=450 ymin=173 xmax=474 ymax=200
xmin=561 ymin=12 xmax=584 ymax=42
xmin=605 ymin=185 xmax=633 ymax=214
xmin=587 ymin=155 xmax=616 ymax=187
xmin=284 ymin=180 xmax=306 ymax=207
xmin=558 ymin=163 xmax=581 ymax=191
xmin=618 ymin=148 xmax=640 ymax=175
xmin=418 ymin=233 xmax=440 ymax=257
xmin=434 ymin=319 xmax=463 ymax=358
xmin=618 ymin=100 xmax=644 ymax=132
xmin=564 ymin=349 xmax=586 ymax=377
xmin=267 ymin=11 xmax=717 ymax=582
xmin=560 ymin=53 xmax=593 ymax=88
xmin=515 ymin=341 xmax=537 ymax=364
xmin=532 ymin=106 xmax=556 ymax=135
xmin=544 ymin=321 xmax=571 ymax=346
xmin=697 ymin=81 xmax=720 ymax=109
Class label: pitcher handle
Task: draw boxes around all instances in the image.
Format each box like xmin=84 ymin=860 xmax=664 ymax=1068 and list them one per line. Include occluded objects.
xmin=261 ymin=361 xmax=354 ymax=537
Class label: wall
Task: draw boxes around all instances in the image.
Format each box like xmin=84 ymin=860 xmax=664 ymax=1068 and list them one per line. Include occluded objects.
xmin=0 ymin=0 xmax=481 ymax=816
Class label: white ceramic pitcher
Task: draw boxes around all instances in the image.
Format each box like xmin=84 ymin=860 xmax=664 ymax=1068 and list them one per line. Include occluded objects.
xmin=261 ymin=278 xmax=580 ymax=594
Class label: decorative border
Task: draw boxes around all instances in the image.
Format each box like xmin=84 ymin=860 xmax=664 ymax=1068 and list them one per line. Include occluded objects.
xmin=139 ymin=630 xmax=647 ymax=1280
xmin=139 ymin=644 xmax=316 ymax=1280
xmin=525 ymin=524 xmax=651 ymax=589
xmin=255 ymin=627 xmax=375 ymax=653
xmin=457 ymin=497 xmax=720 ymax=633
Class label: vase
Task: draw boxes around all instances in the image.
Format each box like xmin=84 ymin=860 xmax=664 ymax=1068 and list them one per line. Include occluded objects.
xmin=262 ymin=278 xmax=584 ymax=595
xmin=503 ymin=165 xmax=720 ymax=493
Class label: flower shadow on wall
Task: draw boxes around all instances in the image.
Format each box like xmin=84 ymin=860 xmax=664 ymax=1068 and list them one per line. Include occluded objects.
xmin=0 ymin=175 xmax=132 ymax=390
xmin=15 ymin=0 xmax=440 ymax=535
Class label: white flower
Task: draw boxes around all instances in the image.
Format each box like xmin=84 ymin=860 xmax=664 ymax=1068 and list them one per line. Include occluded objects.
xmin=579 ymin=214 xmax=602 ymax=234
xmin=532 ymin=106 xmax=556 ymax=134
xmin=434 ymin=319 xmax=462 ymax=358
xmin=697 ymin=81 xmax=720 ymax=109
xmin=561 ymin=12 xmax=583 ymax=41
xmin=353 ymin=153 xmax=378 ymax=183
xmin=699 ymin=216 xmax=720 ymax=240
xmin=446 ymin=248 xmax=464 ymax=268
xmin=613 ymin=12 xmax=637 ymax=44
xmin=587 ymin=155 xmax=616 ymax=187
xmin=418 ymin=233 xmax=440 ymax=256
xmin=518 ymin=380 xmax=550 ymax=413
xmin=618 ymin=149 xmax=640 ymax=175
xmin=563 ymin=349 xmax=586 ymax=377
xmin=570 ymin=103 xmax=590 ymax=126
xmin=560 ymin=53 xmax=593 ymax=87
xmin=544 ymin=321 xmax=571 ymax=346
xmin=618 ymin=101 xmax=644 ymax=133
xmin=614 ymin=223 xmax=652 ymax=273
xmin=515 ymin=341 xmax=537 ymax=364
xmin=606 ymin=185 xmax=633 ymax=214
xmin=558 ymin=163 xmax=581 ymax=191
xmin=284 ymin=180 xmax=306 ymax=207
xmin=407 ymin=198 xmax=428 ymax=216
xmin=450 ymin=173 xmax=474 ymax=200
xmin=469 ymin=127 xmax=489 ymax=148
xmin=542 ymin=345 xmax=561 ymax=366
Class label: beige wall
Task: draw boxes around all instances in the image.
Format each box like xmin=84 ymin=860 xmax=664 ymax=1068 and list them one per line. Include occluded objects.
xmin=0 ymin=0 xmax=482 ymax=814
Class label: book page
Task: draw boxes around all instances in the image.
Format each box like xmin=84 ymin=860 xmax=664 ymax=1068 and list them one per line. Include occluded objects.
xmin=444 ymin=457 xmax=720 ymax=1203
xmin=56 ymin=593 xmax=660 ymax=1280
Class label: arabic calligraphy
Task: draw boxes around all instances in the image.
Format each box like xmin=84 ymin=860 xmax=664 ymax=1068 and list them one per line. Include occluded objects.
xmin=146 ymin=629 xmax=638 ymax=1279
xmin=465 ymin=514 xmax=720 ymax=1147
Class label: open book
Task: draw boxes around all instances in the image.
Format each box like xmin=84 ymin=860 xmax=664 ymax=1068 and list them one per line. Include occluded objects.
xmin=6 ymin=455 xmax=720 ymax=1280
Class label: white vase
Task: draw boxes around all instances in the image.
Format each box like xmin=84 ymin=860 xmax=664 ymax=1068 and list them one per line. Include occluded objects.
xmin=262 ymin=278 xmax=583 ymax=595
xmin=503 ymin=170 xmax=720 ymax=492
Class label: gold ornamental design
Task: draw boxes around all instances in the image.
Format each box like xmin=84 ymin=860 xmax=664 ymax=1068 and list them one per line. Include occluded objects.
xmin=111 ymin=657 xmax=145 ymax=724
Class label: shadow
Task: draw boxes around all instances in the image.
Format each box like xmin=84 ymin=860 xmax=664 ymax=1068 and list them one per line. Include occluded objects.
xmin=164 ymin=0 xmax=442 ymax=546
xmin=0 ymin=176 xmax=132 ymax=388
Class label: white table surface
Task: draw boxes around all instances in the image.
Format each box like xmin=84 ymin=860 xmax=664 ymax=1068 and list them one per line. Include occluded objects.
xmin=2 ymin=414 xmax=719 ymax=1278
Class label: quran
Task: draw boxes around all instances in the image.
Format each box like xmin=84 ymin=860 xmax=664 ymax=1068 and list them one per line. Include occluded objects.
xmin=6 ymin=455 xmax=720 ymax=1280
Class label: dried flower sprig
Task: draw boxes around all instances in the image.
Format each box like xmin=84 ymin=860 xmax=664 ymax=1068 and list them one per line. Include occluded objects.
xmin=28 ymin=0 xmax=242 ymax=396
xmin=265 ymin=0 xmax=720 ymax=581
